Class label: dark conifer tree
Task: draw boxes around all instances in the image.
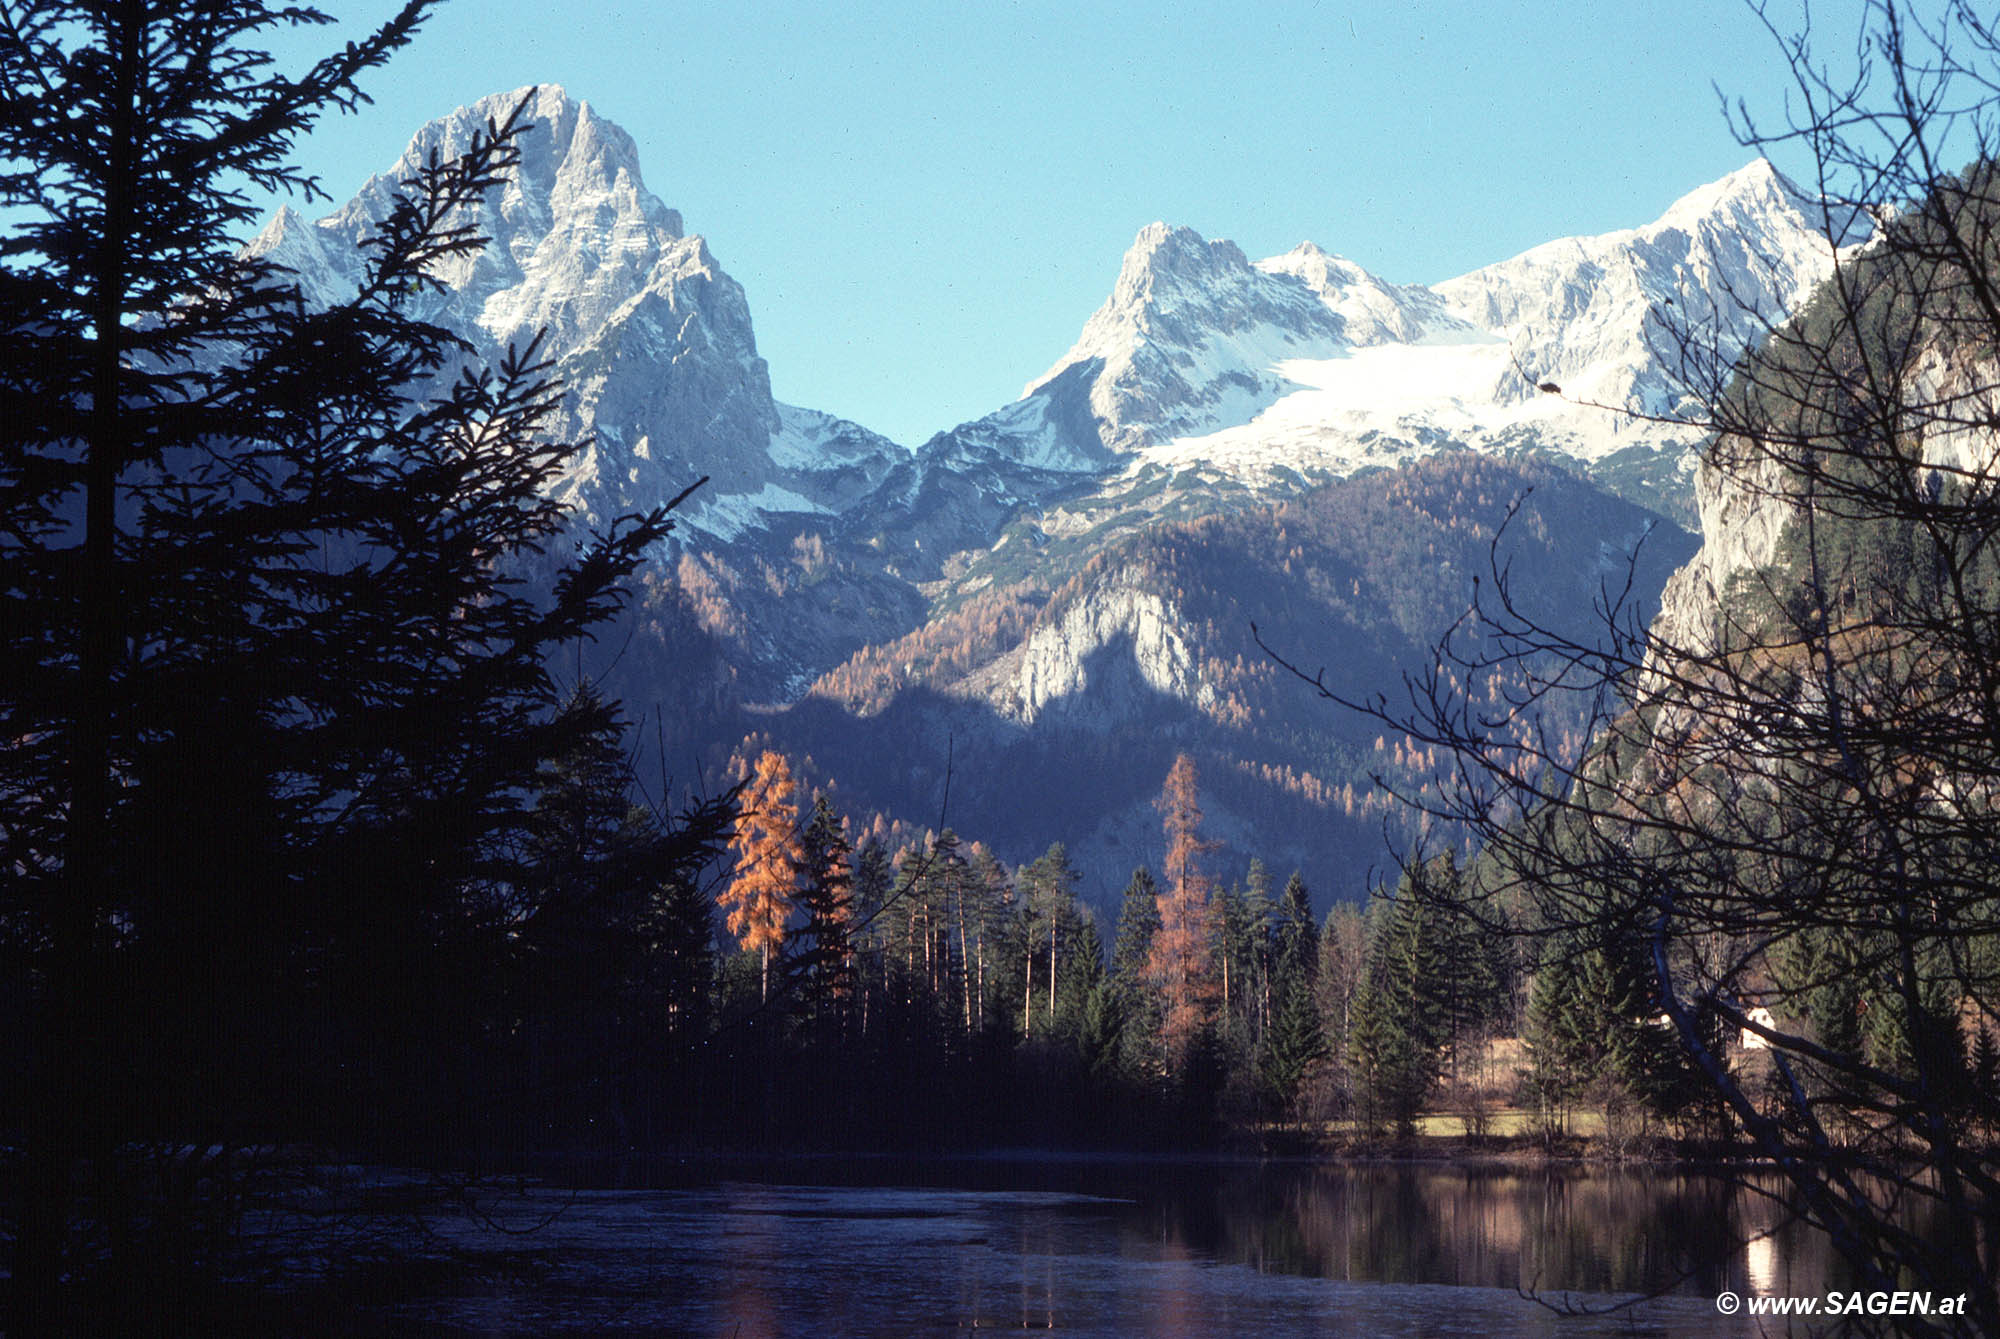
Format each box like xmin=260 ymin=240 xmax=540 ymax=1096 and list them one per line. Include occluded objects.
xmin=1523 ymin=936 xmax=1590 ymax=1135
xmin=506 ymin=688 xmax=730 ymax=1146
xmin=0 ymin=2 xmax=697 ymax=1316
xmin=1237 ymin=857 xmax=1277 ymax=1034
xmin=1313 ymin=904 xmax=1369 ymax=1115
xmin=1111 ymin=866 xmax=1164 ymax=987
xmin=849 ymin=836 xmax=895 ymax=1028
xmin=962 ymin=841 xmax=1011 ymax=1032
xmin=790 ymin=792 xmax=857 ymax=1034
xmin=1108 ymin=866 xmax=1166 ymax=1080
xmin=1407 ymin=854 xmax=1505 ymax=1082
xmin=1259 ymin=872 xmax=1325 ymax=1112
xmin=1349 ymin=885 xmax=1442 ymax=1135
xmin=1017 ymin=842 xmax=1081 ymax=1035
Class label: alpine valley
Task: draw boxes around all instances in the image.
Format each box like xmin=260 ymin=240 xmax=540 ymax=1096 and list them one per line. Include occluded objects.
xmin=256 ymin=86 xmax=1855 ymax=905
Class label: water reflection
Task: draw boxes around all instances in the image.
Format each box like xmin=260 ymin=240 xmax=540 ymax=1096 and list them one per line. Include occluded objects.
xmin=1744 ymin=1234 xmax=1779 ymax=1296
xmin=1190 ymin=1165 xmax=1760 ymax=1297
xmin=357 ymin=1160 xmax=1844 ymax=1336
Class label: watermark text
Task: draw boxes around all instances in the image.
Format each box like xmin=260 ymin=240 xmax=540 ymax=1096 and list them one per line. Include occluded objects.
xmin=1715 ymin=1290 xmax=1969 ymax=1318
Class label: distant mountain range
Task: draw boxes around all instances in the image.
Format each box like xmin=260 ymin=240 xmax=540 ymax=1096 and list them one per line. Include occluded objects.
xmin=254 ymin=86 xmax=1850 ymax=904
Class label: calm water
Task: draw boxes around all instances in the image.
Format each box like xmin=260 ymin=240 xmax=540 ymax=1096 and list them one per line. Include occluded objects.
xmin=308 ymin=1159 xmax=1838 ymax=1336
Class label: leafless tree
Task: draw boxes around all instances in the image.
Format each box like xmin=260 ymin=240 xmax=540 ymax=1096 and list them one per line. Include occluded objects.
xmin=1269 ymin=4 xmax=2000 ymax=1331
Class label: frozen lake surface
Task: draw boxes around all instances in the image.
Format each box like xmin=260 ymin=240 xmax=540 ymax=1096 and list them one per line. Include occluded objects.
xmin=311 ymin=1160 xmax=1819 ymax=1336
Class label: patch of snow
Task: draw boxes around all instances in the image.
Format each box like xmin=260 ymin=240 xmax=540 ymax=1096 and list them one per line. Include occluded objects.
xmin=1125 ymin=343 xmax=1696 ymax=485
xmin=682 ymin=483 xmax=830 ymax=542
xmin=945 ymin=393 xmax=1105 ymax=474
xmin=768 ymin=402 xmax=908 ymax=471
xmin=984 ymin=159 xmax=1849 ymax=499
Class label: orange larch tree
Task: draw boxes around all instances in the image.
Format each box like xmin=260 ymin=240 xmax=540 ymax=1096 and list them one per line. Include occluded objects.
xmin=720 ymin=749 xmax=803 ymax=1001
xmin=1147 ymin=753 xmax=1220 ymax=1070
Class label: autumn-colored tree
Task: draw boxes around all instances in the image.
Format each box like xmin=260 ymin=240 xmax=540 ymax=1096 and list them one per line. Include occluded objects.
xmin=1147 ymin=754 xmax=1220 ymax=1070
xmin=720 ymin=750 xmax=803 ymax=1001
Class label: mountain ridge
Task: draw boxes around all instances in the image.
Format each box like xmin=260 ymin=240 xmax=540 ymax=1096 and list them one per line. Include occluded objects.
xmin=253 ymin=85 xmax=1851 ymax=569
xmin=250 ymin=85 xmax=905 ymax=547
xmin=244 ymin=87 xmax=1842 ymax=898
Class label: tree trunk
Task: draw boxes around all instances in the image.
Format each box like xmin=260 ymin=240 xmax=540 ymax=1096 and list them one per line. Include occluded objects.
xmin=957 ymin=888 xmax=972 ymax=1031
xmin=1049 ymin=923 xmax=1057 ymax=1020
xmin=1024 ymin=950 xmax=1033 ymax=1035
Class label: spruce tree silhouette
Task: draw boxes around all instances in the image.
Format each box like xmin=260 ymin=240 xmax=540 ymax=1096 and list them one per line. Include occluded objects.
xmin=0 ymin=3 xmax=699 ymax=1325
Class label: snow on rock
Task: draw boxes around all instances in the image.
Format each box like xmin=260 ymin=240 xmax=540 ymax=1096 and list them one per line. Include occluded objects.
xmin=1434 ymin=160 xmax=1849 ymax=421
xmin=248 ymin=86 xmax=905 ymax=537
xmin=316 ymin=85 xmax=685 ymax=357
xmin=247 ymin=206 xmax=363 ymax=310
xmin=1020 ymin=223 xmax=1352 ymax=452
xmin=952 ymin=159 xmax=1849 ymax=506
xmin=681 ymin=482 xmax=832 ymax=543
xmin=1256 ymin=242 xmax=1480 ymax=348
xmin=925 ymin=222 xmax=1474 ymax=485
xmin=764 ymin=403 xmax=906 ymax=510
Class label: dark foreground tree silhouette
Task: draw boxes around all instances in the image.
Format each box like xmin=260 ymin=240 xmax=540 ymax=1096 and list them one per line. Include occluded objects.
xmin=0 ymin=2 xmax=697 ymax=1326
xmin=1266 ymin=4 xmax=2000 ymax=1331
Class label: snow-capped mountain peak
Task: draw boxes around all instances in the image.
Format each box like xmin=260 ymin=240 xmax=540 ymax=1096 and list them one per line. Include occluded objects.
xmin=921 ymin=158 xmax=1856 ymax=507
xmin=249 ymin=87 xmax=904 ymax=538
xmin=1255 ymin=241 xmax=1481 ymax=348
xmin=317 ymin=85 xmax=684 ymax=358
xmin=1011 ymin=222 xmax=1349 ymax=456
xmin=1432 ymin=156 xmax=1847 ymax=419
xmin=1099 ymin=223 xmax=1254 ymax=320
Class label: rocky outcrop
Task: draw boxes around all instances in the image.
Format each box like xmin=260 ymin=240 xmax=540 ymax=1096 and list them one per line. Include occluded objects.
xmin=1258 ymin=241 xmax=1478 ymax=347
xmin=1648 ymin=430 xmax=1799 ymax=654
xmin=995 ymin=574 xmax=1212 ymax=727
xmin=1019 ymin=224 xmax=1352 ymax=453
xmin=1652 ymin=338 xmax=2000 ymax=657
xmin=249 ymin=86 xmax=902 ymax=537
xmin=1435 ymin=161 xmax=1851 ymax=419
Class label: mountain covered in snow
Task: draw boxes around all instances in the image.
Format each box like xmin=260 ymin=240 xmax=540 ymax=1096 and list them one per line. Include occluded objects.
xmin=250 ymin=87 xmax=1853 ymax=897
xmin=255 ymin=85 xmax=1848 ymax=588
xmin=249 ymin=86 xmax=902 ymax=545
xmin=912 ymin=159 xmax=1852 ymax=523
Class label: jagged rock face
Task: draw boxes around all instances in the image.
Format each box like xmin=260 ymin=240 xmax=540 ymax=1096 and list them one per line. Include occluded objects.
xmin=975 ymin=225 xmax=1480 ymax=470
xmin=1258 ymin=241 xmax=1477 ymax=347
xmin=1001 ymin=575 xmax=1210 ymax=727
xmin=1649 ymin=429 xmax=1799 ymax=654
xmin=922 ymin=160 xmax=1852 ymax=513
xmin=246 ymin=88 xmax=1860 ymax=740
xmin=1651 ymin=340 xmax=2000 ymax=658
xmin=329 ymin=86 xmax=687 ymax=357
xmin=1019 ymin=224 xmax=1351 ymax=454
xmin=1434 ymin=160 xmax=1850 ymax=416
xmin=248 ymin=86 xmax=902 ymax=538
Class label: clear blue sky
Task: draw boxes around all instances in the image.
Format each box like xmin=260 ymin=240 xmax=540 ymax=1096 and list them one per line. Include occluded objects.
xmin=270 ymin=1 xmax=1890 ymax=447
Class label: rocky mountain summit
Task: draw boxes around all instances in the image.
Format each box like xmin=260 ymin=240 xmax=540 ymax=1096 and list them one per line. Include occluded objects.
xmin=916 ymin=159 xmax=1852 ymax=521
xmin=246 ymin=86 xmax=1856 ymax=893
xmin=1435 ymin=159 xmax=1857 ymax=418
xmin=250 ymin=86 xmax=902 ymax=543
xmin=252 ymin=87 xmax=1848 ymax=593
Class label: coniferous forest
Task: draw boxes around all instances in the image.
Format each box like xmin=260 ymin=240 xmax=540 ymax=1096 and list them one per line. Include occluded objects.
xmin=12 ymin=1 xmax=2000 ymax=1335
xmin=0 ymin=5 xmax=1524 ymax=1323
